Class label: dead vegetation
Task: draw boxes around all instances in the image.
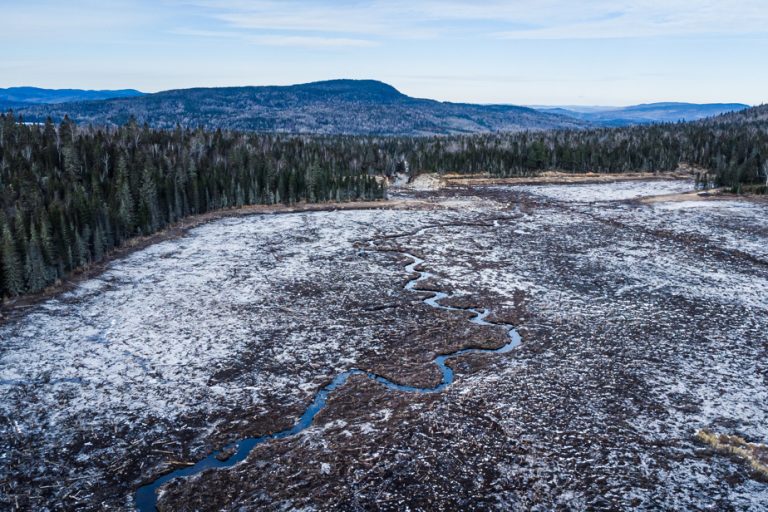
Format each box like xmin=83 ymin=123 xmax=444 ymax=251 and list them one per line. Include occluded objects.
xmin=2 ymin=180 xmax=767 ymax=511
xmin=696 ymin=429 xmax=768 ymax=481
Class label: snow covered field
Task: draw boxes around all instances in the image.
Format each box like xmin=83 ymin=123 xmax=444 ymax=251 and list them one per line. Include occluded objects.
xmin=1 ymin=180 xmax=767 ymax=510
xmin=0 ymin=208 xmax=458 ymax=508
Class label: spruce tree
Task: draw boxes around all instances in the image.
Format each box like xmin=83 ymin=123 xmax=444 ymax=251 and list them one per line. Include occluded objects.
xmin=25 ymin=224 xmax=48 ymax=294
xmin=139 ymin=166 xmax=160 ymax=232
xmin=38 ymin=210 xmax=56 ymax=276
xmin=2 ymin=222 xmax=24 ymax=296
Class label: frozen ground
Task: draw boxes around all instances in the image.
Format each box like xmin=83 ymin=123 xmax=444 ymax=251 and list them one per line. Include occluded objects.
xmin=1 ymin=207 xmax=507 ymax=509
xmin=1 ymin=180 xmax=767 ymax=511
xmin=503 ymin=179 xmax=694 ymax=202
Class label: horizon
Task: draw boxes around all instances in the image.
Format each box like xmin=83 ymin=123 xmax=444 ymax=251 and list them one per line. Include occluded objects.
xmin=0 ymin=80 xmax=760 ymax=108
xmin=2 ymin=1 xmax=768 ymax=106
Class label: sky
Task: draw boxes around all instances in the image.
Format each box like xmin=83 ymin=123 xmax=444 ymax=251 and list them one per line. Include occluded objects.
xmin=2 ymin=0 xmax=767 ymax=106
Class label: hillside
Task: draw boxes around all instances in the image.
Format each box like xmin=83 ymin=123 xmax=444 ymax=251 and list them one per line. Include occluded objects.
xmin=705 ymin=103 xmax=768 ymax=124
xmin=10 ymin=80 xmax=587 ymax=136
xmin=535 ymin=102 xmax=749 ymax=126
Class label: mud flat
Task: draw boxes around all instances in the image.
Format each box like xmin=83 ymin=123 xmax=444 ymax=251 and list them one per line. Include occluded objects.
xmin=2 ymin=179 xmax=767 ymax=510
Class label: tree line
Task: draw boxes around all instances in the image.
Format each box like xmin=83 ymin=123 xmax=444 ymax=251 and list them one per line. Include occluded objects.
xmin=378 ymin=111 xmax=768 ymax=192
xmin=2 ymin=107 xmax=766 ymax=299
xmin=0 ymin=115 xmax=385 ymax=298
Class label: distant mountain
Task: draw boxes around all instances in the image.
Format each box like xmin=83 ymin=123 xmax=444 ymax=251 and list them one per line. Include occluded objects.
xmin=534 ymin=102 xmax=750 ymax=126
xmin=0 ymin=87 xmax=145 ymax=106
xmin=10 ymin=80 xmax=587 ymax=136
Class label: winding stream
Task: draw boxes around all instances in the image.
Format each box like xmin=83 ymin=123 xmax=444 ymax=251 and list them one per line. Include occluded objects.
xmin=134 ymin=252 xmax=522 ymax=511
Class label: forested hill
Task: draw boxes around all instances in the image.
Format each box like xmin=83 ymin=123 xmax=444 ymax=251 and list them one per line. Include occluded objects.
xmin=10 ymin=80 xmax=588 ymax=136
xmin=704 ymin=104 xmax=768 ymax=124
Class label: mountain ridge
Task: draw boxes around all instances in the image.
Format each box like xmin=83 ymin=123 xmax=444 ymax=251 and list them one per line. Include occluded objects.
xmin=0 ymin=87 xmax=145 ymax=105
xmin=7 ymin=80 xmax=588 ymax=136
xmin=533 ymin=101 xmax=750 ymax=126
xmin=5 ymin=80 xmax=754 ymax=135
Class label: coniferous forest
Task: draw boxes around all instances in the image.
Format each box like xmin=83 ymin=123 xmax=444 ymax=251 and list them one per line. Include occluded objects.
xmin=0 ymin=115 xmax=385 ymax=298
xmin=1 ymin=106 xmax=767 ymax=298
xmin=363 ymin=107 xmax=768 ymax=191
xmin=411 ymin=115 xmax=768 ymax=190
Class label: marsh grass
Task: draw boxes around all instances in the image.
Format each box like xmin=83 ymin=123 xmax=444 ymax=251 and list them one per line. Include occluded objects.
xmin=696 ymin=429 xmax=768 ymax=481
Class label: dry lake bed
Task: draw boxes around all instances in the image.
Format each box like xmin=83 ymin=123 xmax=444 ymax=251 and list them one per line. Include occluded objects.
xmin=2 ymin=179 xmax=767 ymax=511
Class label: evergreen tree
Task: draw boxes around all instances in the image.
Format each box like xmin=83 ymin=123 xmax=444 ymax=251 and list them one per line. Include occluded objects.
xmin=139 ymin=166 xmax=160 ymax=233
xmin=2 ymin=221 xmax=24 ymax=296
xmin=25 ymin=224 xmax=48 ymax=293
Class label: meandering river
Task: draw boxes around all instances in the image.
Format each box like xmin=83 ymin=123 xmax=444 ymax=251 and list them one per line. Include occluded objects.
xmin=135 ymin=252 xmax=522 ymax=511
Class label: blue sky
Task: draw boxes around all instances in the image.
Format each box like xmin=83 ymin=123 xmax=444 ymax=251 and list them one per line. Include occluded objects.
xmin=2 ymin=0 xmax=767 ymax=105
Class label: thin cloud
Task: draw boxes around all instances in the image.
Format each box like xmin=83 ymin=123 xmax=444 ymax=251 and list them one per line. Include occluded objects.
xmin=183 ymin=0 xmax=768 ymax=41
xmin=0 ymin=1 xmax=151 ymax=39
xmin=169 ymin=28 xmax=243 ymax=39
xmin=249 ymin=35 xmax=378 ymax=48
xmin=4 ymin=0 xmax=768 ymax=104
xmin=169 ymin=27 xmax=378 ymax=47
